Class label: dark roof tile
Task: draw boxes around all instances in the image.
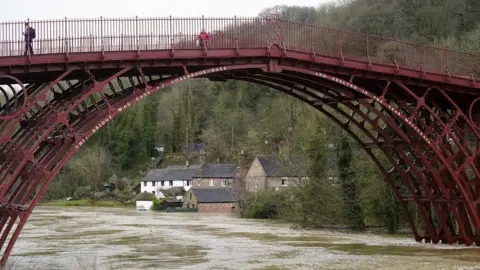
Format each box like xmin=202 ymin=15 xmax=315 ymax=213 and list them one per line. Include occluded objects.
xmin=143 ymin=168 xmax=199 ymax=181
xmin=257 ymin=155 xmax=308 ymax=177
xmin=191 ymin=188 xmax=236 ymax=203
xmin=194 ymin=163 xmax=238 ymax=178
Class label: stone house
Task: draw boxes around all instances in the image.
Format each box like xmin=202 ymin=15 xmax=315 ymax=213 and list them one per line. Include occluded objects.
xmin=183 ymin=188 xmax=237 ymax=212
xmin=244 ymin=155 xmax=309 ymax=193
xmin=141 ymin=165 xmax=202 ymax=196
xmin=141 ymin=152 xmax=248 ymax=199
xmin=192 ymin=163 xmax=238 ymax=188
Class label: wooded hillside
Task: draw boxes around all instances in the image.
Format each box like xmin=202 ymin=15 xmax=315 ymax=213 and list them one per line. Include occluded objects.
xmin=45 ymin=0 xmax=480 ymax=231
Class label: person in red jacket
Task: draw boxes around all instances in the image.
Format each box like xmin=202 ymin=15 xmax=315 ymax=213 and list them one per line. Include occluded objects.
xmin=197 ymin=30 xmax=210 ymax=50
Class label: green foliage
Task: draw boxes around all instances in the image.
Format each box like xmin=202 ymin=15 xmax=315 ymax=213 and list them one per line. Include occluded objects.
xmin=47 ymin=0 xmax=480 ymax=234
xmin=241 ymin=192 xmax=292 ymax=219
xmin=73 ymin=186 xmax=93 ymax=200
xmin=152 ymin=196 xmax=164 ymax=211
xmin=135 ymin=192 xmax=155 ymax=201
xmin=337 ymin=135 xmax=365 ymax=231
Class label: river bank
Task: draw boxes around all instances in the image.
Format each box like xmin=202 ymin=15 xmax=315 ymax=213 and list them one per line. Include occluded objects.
xmin=39 ymin=199 xmax=133 ymax=208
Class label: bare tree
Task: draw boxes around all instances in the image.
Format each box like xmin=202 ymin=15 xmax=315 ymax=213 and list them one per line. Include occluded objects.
xmin=70 ymin=145 xmax=111 ymax=192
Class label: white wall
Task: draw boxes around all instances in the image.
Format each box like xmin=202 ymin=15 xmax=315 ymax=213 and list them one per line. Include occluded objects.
xmin=136 ymin=200 xmax=153 ymax=211
xmin=140 ymin=180 xmax=192 ymax=194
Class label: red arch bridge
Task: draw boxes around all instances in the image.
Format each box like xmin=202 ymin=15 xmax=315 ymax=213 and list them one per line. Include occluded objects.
xmin=0 ymin=16 xmax=479 ymax=264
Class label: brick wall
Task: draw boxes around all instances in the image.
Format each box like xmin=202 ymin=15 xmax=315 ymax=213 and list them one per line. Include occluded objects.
xmin=198 ymin=202 xmax=238 ymax=212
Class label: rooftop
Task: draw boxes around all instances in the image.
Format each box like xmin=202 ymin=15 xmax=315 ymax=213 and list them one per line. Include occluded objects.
xmin=143 ymin=167 xmax=200 ymax=181
xmin=256 ymin=155 xmax=308 ymax=177
xmin=191 ymin=188 xmax=236 ymax=203
xmin=193 ymin=163 xmax=238 ymax=178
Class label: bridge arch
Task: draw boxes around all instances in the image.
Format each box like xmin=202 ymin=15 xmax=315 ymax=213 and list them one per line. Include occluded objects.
xmin=0 ymin=59 xmax=478 ymax=264
xmin=0 ymin=15 xmax=479 ymax=265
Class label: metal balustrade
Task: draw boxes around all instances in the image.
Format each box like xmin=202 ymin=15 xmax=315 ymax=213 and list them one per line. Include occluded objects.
xmin=0 ymin=16 xmax=479 ymax=79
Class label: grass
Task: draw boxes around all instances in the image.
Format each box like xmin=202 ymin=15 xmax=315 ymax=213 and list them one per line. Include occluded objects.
xmin=39 ymin=199 xmax=132 ymax=208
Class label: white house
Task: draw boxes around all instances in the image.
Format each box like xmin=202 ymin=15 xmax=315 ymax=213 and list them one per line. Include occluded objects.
xmin=141 ymin=165 xmax=201 ymax=196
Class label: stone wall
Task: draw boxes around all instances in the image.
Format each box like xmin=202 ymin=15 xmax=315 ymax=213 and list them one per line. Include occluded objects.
xmin=198 ymin=203 xmax=238 ymax=212
xmin=192 ymin=178 xmax=233 ymax=188
xmin=267 ymin=177 xmax=304 ymax=191
xmin=244 ymin=158 xmax=266 ymax=192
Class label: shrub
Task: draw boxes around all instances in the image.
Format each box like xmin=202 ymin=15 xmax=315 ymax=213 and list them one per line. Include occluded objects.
xmin=115 ymin=178 xmax=128 ymax=191
xmin=241 ymin=191 xmax=291 ymax=219
xmin=73 ymin=186 xmax=93 ymax=200
xmin=152 ymin=196 xmax=164 ymax=211
xmin=135 ymin=192 xmax=155 ymax=201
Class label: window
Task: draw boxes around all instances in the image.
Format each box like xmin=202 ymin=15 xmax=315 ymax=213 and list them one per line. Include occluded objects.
xmin=255 ymin=179 xmax=258 ymax=188
xmin=197 ymin=179 xmax=201 ymax=186
xmin=329 ymin=177 xmax=339 ymax=186
xmin=209 ymin=179 xmax=213 ymax=187
xmin=192 ymin=204 xmax=196 ymax=208
xmin=169 ymin=180 xmax=173 ymax=186
xmin=302 ymin=177 xmax=309 ymax=185
xmin=221 ymin=179 xmax=227 ymax=186
xmin=151 ymin=191 xmax=155 ymax=195
xmin=281 ymin=178 xmax=288 ymax=186
xmin=186 ymin=180 xmax=190 ymax=186
xmin=189 ymin=192 xmax=192 ymax=199
xmin=152 ymin=181 xmax=155 ymax=187
xmin=143 ymin=181 xmax=147 ymax=187
xmin=161 ymin=181 xmax=164 ymax=187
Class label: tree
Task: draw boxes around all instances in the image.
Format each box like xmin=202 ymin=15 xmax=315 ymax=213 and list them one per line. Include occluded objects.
xmin=69 ymin=145 xmax=111 ymax=192
xmin=337 ymin=135 xmax=365 ymax=231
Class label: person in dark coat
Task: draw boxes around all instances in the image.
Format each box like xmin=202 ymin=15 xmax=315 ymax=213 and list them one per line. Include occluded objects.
xmin=23 ymin=23 xmax=35 ymax=56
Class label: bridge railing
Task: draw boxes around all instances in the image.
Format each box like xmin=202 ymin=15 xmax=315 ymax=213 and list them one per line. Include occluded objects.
xmin=0 ymin=17 xmax=479 ymax=80
xmin=0 ymin=17 xmax=273 ymax=56
xmin=282 ymin=20 xmax=479 ymax=78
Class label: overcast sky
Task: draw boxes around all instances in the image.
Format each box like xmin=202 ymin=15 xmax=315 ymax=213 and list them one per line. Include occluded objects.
xmin=1 ymin=0 xmax=335 ymax=21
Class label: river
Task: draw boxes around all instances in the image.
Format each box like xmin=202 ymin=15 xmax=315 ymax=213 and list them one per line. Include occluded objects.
xmin=6 ymin=207 xmax=480 ymax=269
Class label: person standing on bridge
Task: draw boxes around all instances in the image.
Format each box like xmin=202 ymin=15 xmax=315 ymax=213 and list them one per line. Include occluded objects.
xmin=197 ymin=29 xmax=210 ymax=50
xmin=23 ymin=22 xmax=35 ymax=56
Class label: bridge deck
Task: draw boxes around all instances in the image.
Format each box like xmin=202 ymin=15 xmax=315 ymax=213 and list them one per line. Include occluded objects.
xmin=0 ymin=17 xmax=479 ymax=88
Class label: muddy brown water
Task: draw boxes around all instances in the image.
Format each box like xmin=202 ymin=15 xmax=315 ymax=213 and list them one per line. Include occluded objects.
xmin=7 ymin=207 xmax=480 ymax=269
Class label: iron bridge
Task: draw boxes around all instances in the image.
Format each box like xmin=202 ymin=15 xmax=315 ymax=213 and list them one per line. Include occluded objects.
xmin=0 ymin=15 xmax=479 ymax=264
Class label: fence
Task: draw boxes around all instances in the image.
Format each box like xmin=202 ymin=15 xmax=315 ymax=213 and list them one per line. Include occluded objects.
xmin=0 ymin=16 xmax=479 ymax=79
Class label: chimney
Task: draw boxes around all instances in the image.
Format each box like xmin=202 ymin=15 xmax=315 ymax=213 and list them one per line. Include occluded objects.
xmin=279 ymin=141 xmax=290 ymax=158
xmin=237 ymin=150 xmax=245 ymax=170
xmin=199 ymin=150 xmax=206 ymax=165
xmin=235 ymin=150 xmax=248 ymax=198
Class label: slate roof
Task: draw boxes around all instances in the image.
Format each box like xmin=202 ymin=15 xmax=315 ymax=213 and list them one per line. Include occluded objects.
xmin=143 ymin=167 xmax=200 ymax=181
xmin=191 ymin=188 xmax=236 ymax=203
xmin=256 ymin=155 xmax=308 ymax=177
xmin=193 ymin=163 xmax=238 ymax=178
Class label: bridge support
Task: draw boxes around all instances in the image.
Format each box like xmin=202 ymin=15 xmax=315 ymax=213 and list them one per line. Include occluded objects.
xmin=0 ymin=61 xmax=478 ymax=266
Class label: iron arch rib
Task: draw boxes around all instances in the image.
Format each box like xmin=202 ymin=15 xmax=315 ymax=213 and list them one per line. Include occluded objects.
xmin=248 ymin=69 xmax=464 ymax=244
xmin=0 ymin=62 xmax=478 ymax=265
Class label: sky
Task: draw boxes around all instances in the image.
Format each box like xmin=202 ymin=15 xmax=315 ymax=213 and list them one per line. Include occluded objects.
xmin=0 ymin=0 xmax=334 ymax=21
